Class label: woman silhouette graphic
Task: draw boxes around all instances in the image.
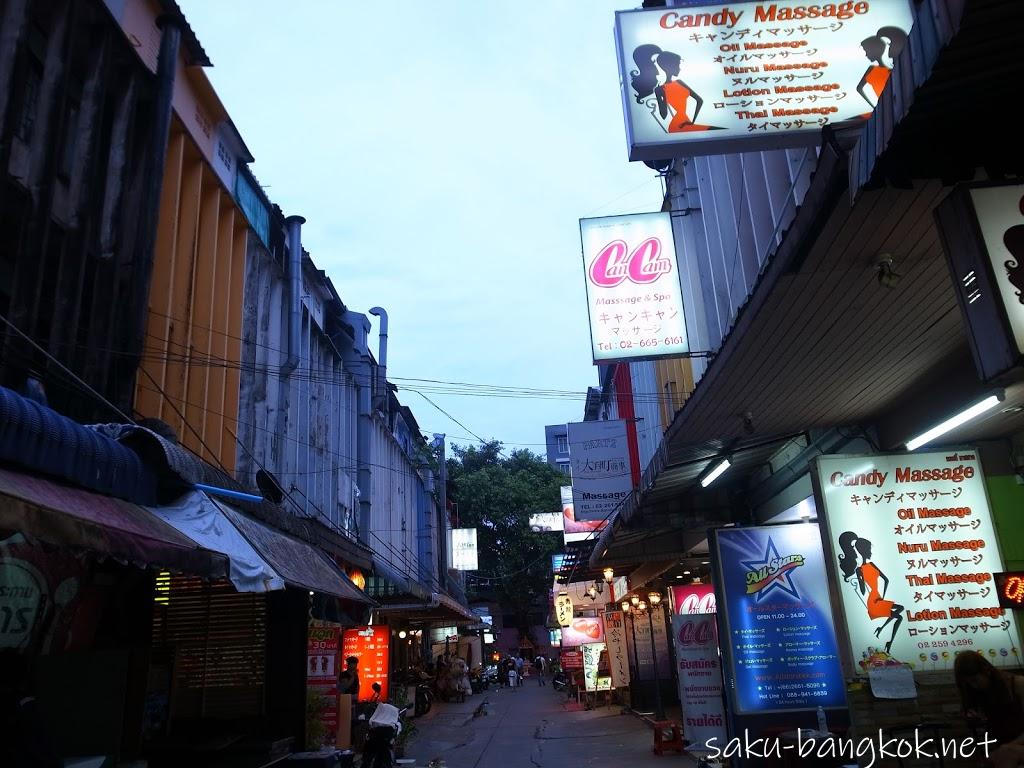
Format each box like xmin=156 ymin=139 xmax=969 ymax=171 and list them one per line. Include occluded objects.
xmin=856 ymin=26 xmax=908 ymax=116
xmin=838 ymin=531 xmax=904 ymax=655
xmin=631 ymin=44 xmax=723 ymax=134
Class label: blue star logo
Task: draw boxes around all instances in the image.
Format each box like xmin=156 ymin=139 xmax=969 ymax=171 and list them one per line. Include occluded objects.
xmin=741 ymin=536 xmax=802 ymax=603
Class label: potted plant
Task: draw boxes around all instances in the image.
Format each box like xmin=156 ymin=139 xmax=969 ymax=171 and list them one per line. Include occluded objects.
xmin=394 ymin=718 xmax=417 ymax=759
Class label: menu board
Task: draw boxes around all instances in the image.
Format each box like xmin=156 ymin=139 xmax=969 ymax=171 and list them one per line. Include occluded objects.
xmin=560 ymin=649 xmax=584 ymax=670
xmin=816 ymin=451 xmax=1021 ymax=674
xmin=716 ymin=524 xmax=846 ymax=713
xmin=307 ymin=622 xmax=340 ymax=744
xmin=341 ymin=625 xmax=390 ymax=702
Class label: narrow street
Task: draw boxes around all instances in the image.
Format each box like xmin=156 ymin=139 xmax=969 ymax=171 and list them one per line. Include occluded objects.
xmin=408 ymin=683 xmax=697 ymax=768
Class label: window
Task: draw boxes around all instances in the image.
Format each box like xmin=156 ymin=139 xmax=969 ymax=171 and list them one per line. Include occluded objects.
xmin=556 ymin=435 xmax=568 ymax=454
xmin=559 ymin=462 xmax=571 ymax=476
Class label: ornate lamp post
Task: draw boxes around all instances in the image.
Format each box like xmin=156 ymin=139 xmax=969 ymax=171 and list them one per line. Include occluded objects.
xmin=643 ymin=591 xmax=666 ymax=721
xmin=620 ymin=599 xmax=642 ymax=708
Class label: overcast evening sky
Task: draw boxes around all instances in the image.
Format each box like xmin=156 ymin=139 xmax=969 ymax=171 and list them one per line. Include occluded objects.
xmin=178 ymin=1 xmax=662 ymax=453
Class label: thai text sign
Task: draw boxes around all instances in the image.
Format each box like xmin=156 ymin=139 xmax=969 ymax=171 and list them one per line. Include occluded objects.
xmin=307 ymin=622 xmax=339 ymax=746
xmin=671 ymin=586 xmax=726 ymax=752
xmin=568 ymin=420 xmax=633 ymax=522
xmin=615 ymin=0 xmax=915 ymax=160
xmin=342 ymin=625 xmax=390 ymax=702
xmin=580 ymin=213 xmax=688 ymax=363
xmin=815 ymin=452 xmax=1020 ymax=675
xmin=604 ymin=608 xmax=631 ymax=688
xmin=716 ymin=524 xmax=846 ymax=713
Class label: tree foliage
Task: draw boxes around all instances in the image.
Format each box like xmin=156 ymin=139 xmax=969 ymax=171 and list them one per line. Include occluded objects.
xmin=447 ymin=440 xmax=564 ymax=633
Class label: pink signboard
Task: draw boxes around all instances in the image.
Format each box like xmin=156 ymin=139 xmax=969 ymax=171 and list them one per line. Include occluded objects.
xmin=559 ymin=616 xmax=606 ymax=648
xmin=671 ymin=585 xmax=726 ymax=753
xmin=672 ymin=583 xmax=716 ymax=615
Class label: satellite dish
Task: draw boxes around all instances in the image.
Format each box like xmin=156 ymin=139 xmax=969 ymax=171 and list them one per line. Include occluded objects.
xmin=256 ymin=469 xmax=285 ymax=504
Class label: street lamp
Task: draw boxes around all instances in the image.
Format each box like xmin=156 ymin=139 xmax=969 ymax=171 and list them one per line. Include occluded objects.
xmin=622 ymin=599 xmax=642 ymax=711
xmin=645 ymin=591 xmax=666 ymax=721
xmin=603 ymin=567 xmax=615 ymax=584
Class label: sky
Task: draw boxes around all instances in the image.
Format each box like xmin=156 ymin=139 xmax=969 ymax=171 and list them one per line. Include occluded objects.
xmin=178 ymin=1 xmax=662 ymax=453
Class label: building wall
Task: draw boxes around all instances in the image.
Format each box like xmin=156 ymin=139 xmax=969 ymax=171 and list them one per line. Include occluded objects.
xmin=134 ymin=122 xmax=247 ymax=473
xmin=627 ymin=361 xmax=662 ymax=474
xmin=235 ymin=230 xmax=360 ymax=534
xmin=654 ymin=357 xmax=694 ymax=431
xmin=370 ymin=417 xmax=426 ymax=586
xmin=544 ymin=424 xmax=570 ymax=475
xmin=668 ymin=148 xmax=817 ymax=384
xmin=0 ymin=0 xmax=162 ymax=421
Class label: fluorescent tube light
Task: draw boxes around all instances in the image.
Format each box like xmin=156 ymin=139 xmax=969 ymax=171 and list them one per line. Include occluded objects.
xmin=700 ymin=458 xmax=731 ymax=488
xmin=905 ymin=395 xmax=1002 ymax=451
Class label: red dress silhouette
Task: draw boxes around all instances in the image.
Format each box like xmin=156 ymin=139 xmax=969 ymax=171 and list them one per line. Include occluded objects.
xmin=660 ymin=81 xmax=717 ymax=133
xmin=859 ymin=65 xmax=892 ymax=118
xmin=861 ymin=561 xmax=894 ymax=619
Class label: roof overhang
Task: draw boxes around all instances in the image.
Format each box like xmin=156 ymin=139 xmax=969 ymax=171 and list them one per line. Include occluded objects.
xmin=374 ymin=591 xmax=477 ymax=626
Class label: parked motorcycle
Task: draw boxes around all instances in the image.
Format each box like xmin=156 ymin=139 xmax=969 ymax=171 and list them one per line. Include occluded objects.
xmin=362 ymin=703 xmax=402 ymax=768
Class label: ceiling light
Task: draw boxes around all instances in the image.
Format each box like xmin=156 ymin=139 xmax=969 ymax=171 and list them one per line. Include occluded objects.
xmin=700 ymin=458 xmax=731 ymax=488
xmin=683 ymin=570 xmax=691 ymax=575
xmin=905 ymin=394 xmax=1003 ymax=450
xmin=676 ymin=575 xmax=683 ymax=579
xmin=701 ymin=561 xmax=710 ymax=565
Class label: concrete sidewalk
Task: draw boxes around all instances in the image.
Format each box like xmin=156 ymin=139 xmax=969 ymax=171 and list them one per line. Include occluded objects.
xmin=405 ymin=682 xmax=698 ymax=768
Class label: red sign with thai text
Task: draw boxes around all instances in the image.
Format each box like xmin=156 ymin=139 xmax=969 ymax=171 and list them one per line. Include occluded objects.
xmin=342 ymin=625 xmax=390 ymax=702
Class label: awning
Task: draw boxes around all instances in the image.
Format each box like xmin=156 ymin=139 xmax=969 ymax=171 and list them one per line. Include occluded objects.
xmin=215 ymin=500 xmax=374 ymax=604
xmin=367 ymin=554 xmax=433 ymax=602
xmin=0 ymin=465 xmax=226 ymax=576
xmin=375 ymin=591 xmax=477 ymax=624
xmin=148 ymin=490 xmax=285 ymax=593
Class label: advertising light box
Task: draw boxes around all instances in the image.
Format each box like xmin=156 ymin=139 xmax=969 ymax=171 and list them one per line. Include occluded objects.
xmin=451 ymin=528 xmax=478 ymax=571
xmin=815 ymin=451 xmax=1021 ymax=675
xmin=615 ymin=0 xmax=915 ymax=159
xmin=715 ymin=524 xmax=846 ymax=713
xmin=671 ymin=585 xmax=726 ymax=752
xmin=580 ymin=213 xmax=688 ymax=364
xmin=568 ymin=420 xmax=634 ymax=522
xmin=342 ymin=625 xmax=390 ymax=702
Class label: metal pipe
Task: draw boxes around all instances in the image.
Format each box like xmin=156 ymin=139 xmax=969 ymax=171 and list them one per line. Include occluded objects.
xmin=194 ymin=483 xmax=263 ymax=504
xmin=280 ymin=215 xmax=305 ymax=376
xmin=369 ymin=307 xmax=388 ymax=411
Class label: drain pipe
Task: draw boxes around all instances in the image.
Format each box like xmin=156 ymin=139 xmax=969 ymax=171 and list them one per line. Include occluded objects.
xmin=281 ymin=215 xmax=305 ymax=376
xmin=369 ymin=307 xmax=388 ymax=412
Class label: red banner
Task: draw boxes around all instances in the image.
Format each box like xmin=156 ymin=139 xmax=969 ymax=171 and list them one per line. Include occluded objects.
xmin=307 ymin=622 xmax=340 ymax=743
xmin=342 ymin=625 xmax=390 ymax=702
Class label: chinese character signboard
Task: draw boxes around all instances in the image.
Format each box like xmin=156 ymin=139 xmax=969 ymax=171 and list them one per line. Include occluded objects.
xmin=451 ymin=528 xmax=478 ymax=571
xmin=671 ymin=586 xmax=726 ymax=752
xmin=603 ymin=608 xmax=631 ymax=688
xmin=614 ymin=0 xmax=915 ymax=160
xmin=307 ymin=622 xmax=340 ymax=746
xmin=555 ymin=592 xmax=574 ymax=628
xmin=814 ymin=452 xmax=1021 ymax=675
xmin=342 ymin=626 xmax=390 ymax=702
xmin=715 ymin=524 xmax=846 ymax=713
xmin=580 ymin=213 xmax=688 ymax=363
xmin=568 ymin=420 xmax=633 ymax=522
xmin=935 ymin=182 xmax=1024 ymax=382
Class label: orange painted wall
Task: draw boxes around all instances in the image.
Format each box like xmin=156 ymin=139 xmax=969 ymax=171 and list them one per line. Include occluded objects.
xmin=135 ymin=121 xmax=247 ymax=474
xmin=655 ymin=358 xmax=695 ymax=431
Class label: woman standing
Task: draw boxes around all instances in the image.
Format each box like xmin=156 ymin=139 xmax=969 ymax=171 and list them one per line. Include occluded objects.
xmin=955 ymin=651 xmax=1024 ymax=768
xmin=838 ymin=532 xmax=904 ymax=654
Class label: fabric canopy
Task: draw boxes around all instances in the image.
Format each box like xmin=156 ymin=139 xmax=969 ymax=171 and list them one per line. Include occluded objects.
xmin=215 ymin=500 xmax=374 ymax=605
xmin=0 ymin=466 xmax=225 ymax=576
xmin=148 ymin=491 xmax=285 ymax=593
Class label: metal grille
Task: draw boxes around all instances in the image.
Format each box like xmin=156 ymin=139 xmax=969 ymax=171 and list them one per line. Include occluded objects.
xmin=151 ymin=575 xmax=267 ymax=718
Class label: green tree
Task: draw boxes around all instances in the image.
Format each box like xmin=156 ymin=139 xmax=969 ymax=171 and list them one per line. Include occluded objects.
xmin=447 ymin=441 xmax=564 ymax=636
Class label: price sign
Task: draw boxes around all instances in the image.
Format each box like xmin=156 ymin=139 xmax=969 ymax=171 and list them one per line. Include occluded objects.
xmin=342 ymin=625 xmax=390 ymax=702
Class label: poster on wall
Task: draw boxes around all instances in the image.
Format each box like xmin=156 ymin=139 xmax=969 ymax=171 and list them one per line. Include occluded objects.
xmin=307 ymin=622 xmax=340 ymax=744
xmin=671 ymin=585 xmax=726 ymax=752
xmin=626 ymin=604 xmax=672 ymax=680
xmin=341 ymin=626 xmax=390 ymax=702
xmin=562 ymin=485 xmax=609 ymax=544
xmin=568 ymin=420 xmax=633 ymax=522
xmin=614 ymin=0 xmax=916 ymax=160
xmin=815 ymin=451 xmax=1020 ymax=675
xmin=582 ymin=642 xmax=608 ymax=692
xmin=715 ymin=524 xmax=846 ymax=713
xmin=560 ymin=616 xmax=606 ymax=647
xmin=580 ymin=213 xmax=688 ymax=363
xmin=603 ymin=608 xmax=632 ymax=688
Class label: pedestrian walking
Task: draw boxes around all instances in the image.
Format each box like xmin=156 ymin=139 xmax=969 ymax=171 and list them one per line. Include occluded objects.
xmin=514 ymin=655 xmax=524 ymax=687
xmin=507 ymin=664 xmax=518 ymax=691
xmin=534 ymin=654 xmax=546 ymax=686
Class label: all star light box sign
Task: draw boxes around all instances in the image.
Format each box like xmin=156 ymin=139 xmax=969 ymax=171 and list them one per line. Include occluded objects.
xmin=813 ymin=451 xmax=1021 ymax=676
xmin=614 ymin=0 xmax=915 ymax=160
xmin=580 ymin=212 xmax=688 ymax=363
